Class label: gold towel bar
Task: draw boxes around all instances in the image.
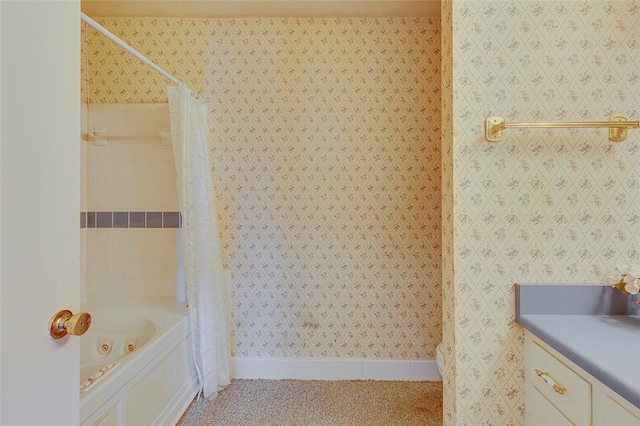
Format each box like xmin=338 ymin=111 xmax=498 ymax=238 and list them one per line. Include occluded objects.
xmin=485 ymin=116 xmax=640 ymax=142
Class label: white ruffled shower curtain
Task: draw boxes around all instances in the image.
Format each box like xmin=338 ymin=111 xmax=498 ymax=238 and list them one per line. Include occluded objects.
xmin=168 ymin=84 xmax=231 ymax=400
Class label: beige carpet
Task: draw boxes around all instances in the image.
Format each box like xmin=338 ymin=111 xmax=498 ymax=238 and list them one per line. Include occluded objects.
xmin=178 ymin=379 xmax=443 ymax=426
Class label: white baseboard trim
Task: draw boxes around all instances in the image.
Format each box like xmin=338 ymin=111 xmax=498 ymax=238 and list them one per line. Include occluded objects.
xmin=232 ymin=357 xmax=441 ymax=381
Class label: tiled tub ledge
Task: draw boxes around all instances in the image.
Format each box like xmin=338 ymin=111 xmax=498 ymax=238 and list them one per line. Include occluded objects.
xmin=515 ymin=283 xmax=640 ymax=410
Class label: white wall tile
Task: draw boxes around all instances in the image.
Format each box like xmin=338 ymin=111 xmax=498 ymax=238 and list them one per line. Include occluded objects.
xmin=111 ymin=229 xmax=129 ymax=245
xmin=314 ymin=360 xmax=338 ymax=380
xmin=112 ymin=194 xmax=130 ymax=211
xmin=128 ymin=280 xmax=146 ymax=296
xmin=110 ymin=143 xmax=130 ymax=162
xmin=84 ymin=104 xmax=177 ymax=303
xmin=94 ymin=245 xmax=112 ymax=263
xmin=93 ymin=161 xmax=112 ymax=179
xmin=111 ymin=264 xmax=128 ymax=280
xmin=111 ymin=177 xmax=130 ymax=194
xmin=128 ymin=263 xmax=146 ymax=281
xmin=230 ymin=358 xmax=441 ymax=381
xmin=112 ymin=280 xmax=128 ymax=296
xmin=362 ymin=360 xmax=387 ymax=380
xmin=95 ymin=229 xmax=112 ymax=246
xmin=338 ymin=360 xmax=363 ymax=380
xmin=265 ymin=359 xmax=290 ymax=380
xmin=146 ymin=229 xmax=164 ymax=246
xmin=94 ymin=279 xmax=112 ymax=296
xmin=386 ymin=361 xmax=411 ymax=381
xmin=95 ymin=196 xmax=113 ymax=211
xmin=412 ymin=361 xmax=440 ymax=381
xmin=234 ymin=358 xmax=266 ymax=379
xmin=289 ymin=359 xmax=315 ymax=380
xmin=111 ymin=162 xmax=131 ymax=178
xmin=81 ymin=103 xmax=88 ymax=134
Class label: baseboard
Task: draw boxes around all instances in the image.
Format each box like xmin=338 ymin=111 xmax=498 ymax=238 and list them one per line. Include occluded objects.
xmin=232 ymin=357 xmax=441 ymax=381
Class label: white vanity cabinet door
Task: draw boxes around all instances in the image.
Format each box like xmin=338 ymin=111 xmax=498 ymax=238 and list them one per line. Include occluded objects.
xmin=528 ymin=386 xmax=573 ymax=426
xmin=593 ymin=383 xmax=640 ymax=426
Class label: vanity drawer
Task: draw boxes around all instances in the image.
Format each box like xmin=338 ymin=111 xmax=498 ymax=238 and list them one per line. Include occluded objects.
xmin=527 ymin=340 xmax=591 ymax=425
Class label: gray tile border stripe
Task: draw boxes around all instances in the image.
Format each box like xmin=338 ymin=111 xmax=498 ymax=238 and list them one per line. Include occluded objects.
xmin=146 ymin=212 xmax=163 ymax=228
xmin=87 ymin=212 xmax=96 ymax=228
xmin=163 ymin=211 xmax=181 ymax=228
xmin=130 ymin=211 xmax=146 ymax=228
xmin=113 ymin=212 xmax=129 ymax=228
xmin=97 ymin=212 xmax=113 ymax=228
xmin=80 ymin=212 xmax=181 ymax=229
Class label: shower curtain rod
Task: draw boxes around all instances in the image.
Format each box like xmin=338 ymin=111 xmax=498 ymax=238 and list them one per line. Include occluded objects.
xmin=81 ymin=12 xmax=182 ymax=87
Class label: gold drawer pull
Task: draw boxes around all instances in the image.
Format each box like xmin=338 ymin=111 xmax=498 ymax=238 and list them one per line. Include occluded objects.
xmin=535 ymin=369 xmax=566 ymax=395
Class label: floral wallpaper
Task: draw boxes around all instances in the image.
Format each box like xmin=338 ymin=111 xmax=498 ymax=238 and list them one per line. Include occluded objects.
xmin=448 ymin=1 xmax=640 ymax=424
xmin=85 ymin=17 xmax=442 ymax=360
xmin=440 ymin=1 xmax=456 ymax=424
xmin=81 ymin=22 xmax=88 ymax=103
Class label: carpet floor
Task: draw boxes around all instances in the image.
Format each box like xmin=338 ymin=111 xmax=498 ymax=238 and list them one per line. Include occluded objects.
xmin=178 ymin=379 xmax=443 ymax=426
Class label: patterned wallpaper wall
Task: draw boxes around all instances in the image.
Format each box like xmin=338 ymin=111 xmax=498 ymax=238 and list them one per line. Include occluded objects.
xmin=449 ymin=1 xmax=640 ymax=424
xmin=85 ymin=17 xmax=442 ymax=360
xmin=440 ymin=1 xmax=456 ymax=424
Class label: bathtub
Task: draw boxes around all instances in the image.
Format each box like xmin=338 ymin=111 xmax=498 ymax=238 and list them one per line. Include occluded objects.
xmin=79 ymin=302 xmax=199 ymax=426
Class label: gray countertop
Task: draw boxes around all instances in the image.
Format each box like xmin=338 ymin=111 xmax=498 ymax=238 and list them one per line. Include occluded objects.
xmin=515 ymin=284 xmax=640 ymax=409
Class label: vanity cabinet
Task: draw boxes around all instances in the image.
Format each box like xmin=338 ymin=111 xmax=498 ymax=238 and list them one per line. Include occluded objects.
xmin=525 ymin=332 xmax=640 ymax=425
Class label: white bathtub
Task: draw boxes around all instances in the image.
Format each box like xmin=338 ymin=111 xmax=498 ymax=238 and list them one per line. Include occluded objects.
xmin=79 ymin=303 xmax=199 ymax=426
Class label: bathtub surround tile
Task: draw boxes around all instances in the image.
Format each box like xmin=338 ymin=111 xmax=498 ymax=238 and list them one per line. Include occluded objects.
xmin=162 ymin=228 xmax=179 ymax=246
xmin=111 ymin=245 xmax=129 ymax=263
xmin=111 ymin=262 xmax=129 ymax=280
xmin=97 ymin=212 xmax=113 ymax=228
xmin=112 ymin=279 xmax=128 ymax=295
xmin=162 ymin=212 xmax=180 ymax=228
xmin=113 ymin=212 xmax=129 ymax=228
xmin=94 ymin=279 xmax=112 ymax=297
xmin=80 ymin=212 xmax=182 ymax=228
xmin=86 ymin=211 xmax=96 ymax=228
xmin=111 ymin=228 xmax=129 ymax=245
xmin=94 ymin=194 xmax=114 ymax=212
xmin=95 ymin=244 xmax=112 ymax=263
xmin=84 ymin=212 xmax=179 ymax=303
xmin=145 ymin=229 xmax=164 ymax=246
xmin=95 ymin=229 xmax=112 ymax=246
xmin=129 ymin=211 xmax=145 ymax=228
xmin=128 ymin=280 xmax=146 ymax=296
xmin=146 ymin=212 xmax=162 ymax=228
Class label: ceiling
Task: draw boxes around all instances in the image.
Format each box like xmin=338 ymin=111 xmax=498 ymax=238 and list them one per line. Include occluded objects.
xmin=81 ymin=0 xmax=441 ymax=18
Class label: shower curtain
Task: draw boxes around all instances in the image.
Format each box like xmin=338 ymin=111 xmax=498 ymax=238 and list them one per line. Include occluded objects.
xmin=168 ymin=84 xmax=231 ymax=399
